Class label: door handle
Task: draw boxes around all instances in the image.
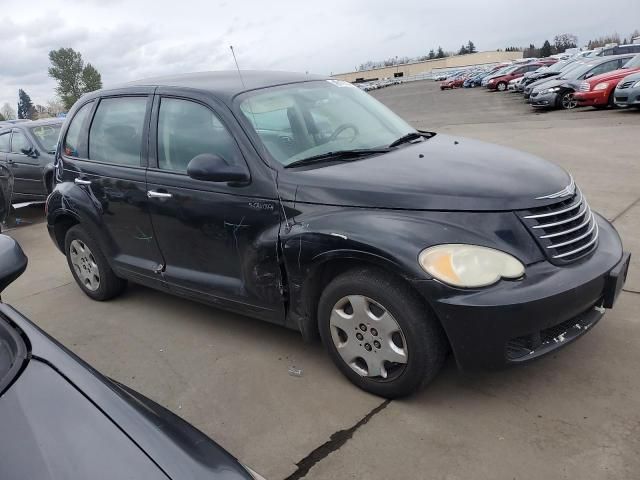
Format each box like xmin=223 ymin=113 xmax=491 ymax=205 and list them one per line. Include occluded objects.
xmin=74 ymin=178 xmax=92 ymax=185
xmin=6 ymin=159 xmax=13 ymax=164
xmin=147 ymin=190 xmax=172 ymax=199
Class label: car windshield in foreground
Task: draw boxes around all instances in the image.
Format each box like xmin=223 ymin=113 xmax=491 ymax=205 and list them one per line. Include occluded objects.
xmin=30 ymin=124 xmax=62 ymax=153
xmin=622 ymin=54 xmax=640 ymax=69
xmin=239 ymin=80 xmax=416 ymax=167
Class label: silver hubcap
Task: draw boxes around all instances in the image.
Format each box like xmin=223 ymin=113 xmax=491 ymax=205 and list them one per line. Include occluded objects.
xmin=329 ymin=295 xmax=408 ymax=379
xmin=498 ymin=83 xmax=506 ymax=91
xmin=69 ymin=239 xmax=100 ymax=291
xmin=562 ymin=93 xmax=577 ymax=109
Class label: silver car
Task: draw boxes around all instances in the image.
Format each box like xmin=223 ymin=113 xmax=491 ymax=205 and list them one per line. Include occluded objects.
xmin=614 ymin=72 xmax=640 ymax=108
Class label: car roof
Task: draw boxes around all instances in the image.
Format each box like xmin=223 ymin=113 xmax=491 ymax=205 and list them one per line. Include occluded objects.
xmin=101 ymin=70 xmax=327 ymax=104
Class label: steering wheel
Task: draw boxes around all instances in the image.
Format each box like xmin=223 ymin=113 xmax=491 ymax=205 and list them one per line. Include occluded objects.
xmin=329 ymin=123 xmax=359 ymax=143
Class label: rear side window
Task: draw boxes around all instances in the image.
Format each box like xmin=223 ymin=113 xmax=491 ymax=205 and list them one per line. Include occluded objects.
xmin=0 ymin=133 xmax=9 ymax=152
xmin=89 ymin=97 xmax=147 ymax=166
xmin=11 ymin=132 xmax=30 ymax=154
xmin=157 ymin=98 xmax=241 ymax=172
xmin=64 ymin=102 xmax=93 ymax=157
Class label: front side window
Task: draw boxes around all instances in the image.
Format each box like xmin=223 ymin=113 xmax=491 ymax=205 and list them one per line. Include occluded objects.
xmin=11 ymin=131 xmax=30 ymax=154
xmin=239 ymin=80 xmax=414 ymax=166
xmin=64 ymin=102 xmax=93 ymax=157
xmin=157 ymin=98 xmax=241 ymax=172
xmin=31 ymin=124 xmax=62 ymax=153
xmin=0 ymin=133 xmax=9 ymax=153
xmin=89 ymin=97 xmax=147 ymax=166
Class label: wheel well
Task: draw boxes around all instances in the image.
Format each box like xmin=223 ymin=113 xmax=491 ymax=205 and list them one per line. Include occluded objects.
xmin=53 ymin=215 xmax=78 ymax=251
xmin=44 ymin=170 xmax=54 ymax=194
xmin=301 ymin=259 xmax=445 ymax=343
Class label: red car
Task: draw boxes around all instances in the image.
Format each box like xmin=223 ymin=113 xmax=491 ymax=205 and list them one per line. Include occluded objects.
xmin=574 ymin=54 xmax=640 ymax=108
xmin=440 ymin=75 xmax=467 ymax=90
xmin=486 ymin=61 xmax=554 ymax=91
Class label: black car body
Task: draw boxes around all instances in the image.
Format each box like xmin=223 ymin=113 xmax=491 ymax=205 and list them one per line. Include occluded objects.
xmin=0 ymin=235 xmax=261 ymax=480
xmin=46 ymin=72 xmax=629 ymax=398
xmin=0 ymin=118 xmax=63 ymax=203
xmin=530 ymin=54 xmax=634 ymax=109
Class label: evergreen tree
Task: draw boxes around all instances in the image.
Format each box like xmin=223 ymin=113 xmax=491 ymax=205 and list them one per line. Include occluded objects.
xmin=540 ymin=40 xmax=553 ymax=57
xmin=458 ymin=45 xmax=468 ymax=55
xmin=428 ymin=49 xmax=436 ymax=60
xmin=17 ymin=89 xmax=36 ymax=120
xmin=436 ymin=46 xmax=445 ymax=58
xmin=467 ymin=40 xmax=476 ymax=54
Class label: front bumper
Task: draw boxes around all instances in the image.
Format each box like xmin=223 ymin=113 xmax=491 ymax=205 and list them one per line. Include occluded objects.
xmin=530 ymin=91 xmax=559 ymax=108
xmin=574 ymin=90 xmax=609 ymax=107
xmin=411 ymin=214 xmax=628 ymax=371
xmin=614 ymin=87 xmax=640 ymax=107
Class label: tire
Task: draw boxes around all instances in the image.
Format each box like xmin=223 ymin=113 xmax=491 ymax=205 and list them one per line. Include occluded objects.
xmin=65 ymin=225 xmax=126 ymax=301
xmin=496 ymin=82 xmax=507 ymax=92
xmin=560 ymin=91 xmax=578 ymax=109
xmin=318 ymin=268 xmax=447 ymax=398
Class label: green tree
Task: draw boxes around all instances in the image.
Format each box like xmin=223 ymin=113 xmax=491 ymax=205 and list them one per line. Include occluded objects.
xmin=48 ymin=48 xmax=103 ymax=109
xmin=458 ymin=44 xmax=468 ymax=55
xmin=81 ymin=63 xmax=102 ymax=93
xmin=467 ymin=40 xmax=476 ymax=54
xmin=540 ymin=40 xmax=553 ymax=57
xmin=17 ymin=89 xmax=36 ymax=120
xmin=436 ymin=46 xmax=445 ymax=58
xmin=428 ymin=49 xmax=435 ymax=59
xmin=554 ymin=33 xmax=578 ymax=53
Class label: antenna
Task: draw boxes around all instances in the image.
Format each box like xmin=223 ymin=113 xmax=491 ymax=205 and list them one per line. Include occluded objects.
xmin=229 ymin=45 xmax=247 ymax=90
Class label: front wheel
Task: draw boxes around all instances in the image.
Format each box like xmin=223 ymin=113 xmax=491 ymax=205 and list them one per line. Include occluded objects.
xmin=560 ymin=91 xmax=578 ymax=109
xmin=496 ymin=82 xmax=507 ymax=91
xmin=318 ymin=268 xmax=447 ymax=398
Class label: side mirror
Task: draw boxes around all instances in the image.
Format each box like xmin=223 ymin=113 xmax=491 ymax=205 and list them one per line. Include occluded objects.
xmin=0 ymin=235 xmax=27 ymax=295
xmin=21 ymin=147 xmax=38 ymax=158
xmin=186 ymin=154 xmax=249 ymax=184
xmin=583 ymin=72 xmax=594 ymax=79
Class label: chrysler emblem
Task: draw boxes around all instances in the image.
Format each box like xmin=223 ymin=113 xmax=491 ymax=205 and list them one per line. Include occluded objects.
xmin=535 ymin=177 xmax=575 ymax=200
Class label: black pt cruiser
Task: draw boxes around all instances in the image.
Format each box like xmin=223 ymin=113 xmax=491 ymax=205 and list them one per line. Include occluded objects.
xmin=46 ymin=71 xmax=630 ymax=398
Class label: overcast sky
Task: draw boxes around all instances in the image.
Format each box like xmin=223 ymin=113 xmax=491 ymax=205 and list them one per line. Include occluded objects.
xmin=2 ymin=0 xmax=639 ymax=111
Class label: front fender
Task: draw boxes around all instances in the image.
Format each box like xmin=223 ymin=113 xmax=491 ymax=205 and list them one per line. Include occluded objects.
xmin=281 ymin=205 xmax=543 ymax=336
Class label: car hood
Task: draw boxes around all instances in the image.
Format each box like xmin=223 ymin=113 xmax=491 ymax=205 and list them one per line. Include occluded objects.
xmin=280 ymin=134 xmax=571 ymax=211
xmin=618 ymin=71 xmax=640 ymax=84
xmin=588 ymin=67 xmax=640 ymax=85
xmin=532 ymin=78 xmax=580 ymax=92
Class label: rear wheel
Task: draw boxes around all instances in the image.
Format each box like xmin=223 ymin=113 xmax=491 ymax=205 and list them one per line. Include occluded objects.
xmin=318 ymin=268 xmax=447 ymax=398
xmin=65 ymin=225 xmax=126 ymax=301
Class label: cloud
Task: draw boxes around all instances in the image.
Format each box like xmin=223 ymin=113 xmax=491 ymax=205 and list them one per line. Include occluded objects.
xmin=1 ymin=0 xmax=639 ymax=108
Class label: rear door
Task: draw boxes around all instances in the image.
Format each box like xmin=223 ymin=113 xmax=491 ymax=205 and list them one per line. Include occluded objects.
xmin=145 ymin=90 xmax=285 ymax=322
xmin=59 ymin=91 xmax=165 ymax=288
xmin=7 ymin=128 xmax=45 ymax=198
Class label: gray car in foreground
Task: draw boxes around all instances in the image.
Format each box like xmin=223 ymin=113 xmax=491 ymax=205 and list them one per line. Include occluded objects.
xmin=614 ymin=72 xmax=640 ymax=108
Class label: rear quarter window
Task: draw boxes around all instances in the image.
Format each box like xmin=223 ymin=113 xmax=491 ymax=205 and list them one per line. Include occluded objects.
xmin=0 ymin=132 xmax=10 ymax=153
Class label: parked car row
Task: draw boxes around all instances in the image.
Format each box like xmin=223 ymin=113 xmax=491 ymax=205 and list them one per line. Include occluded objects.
xmin=439 ymin=50 xmax=640 ymax=111
xmin=357 ymin=78 xmax=402 ymax=91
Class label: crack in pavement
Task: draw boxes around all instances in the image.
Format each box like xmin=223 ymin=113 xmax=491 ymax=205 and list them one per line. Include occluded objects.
xmin=623 ymin=289 xmax=640 ymax=296
xmin=611 ymin=196 xmax=640 ymax=223
xmin=284 ymin=399 xmax=391 ymax=480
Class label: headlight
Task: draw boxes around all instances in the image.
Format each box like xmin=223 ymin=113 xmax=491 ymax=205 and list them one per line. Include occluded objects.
xmin=594 ymin=82 xmax=609 ymax=91
xmin=540 ymin=87 xmax=560 ymax=94
xmin=418 ymin=244 xmax=525 ymax=288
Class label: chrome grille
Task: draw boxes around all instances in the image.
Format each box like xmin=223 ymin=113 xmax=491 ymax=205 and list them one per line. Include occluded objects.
xmin=518 ymin=189 xmax=599 ymax=265
xmin=618 ymin=80 xmax=634 ymax=89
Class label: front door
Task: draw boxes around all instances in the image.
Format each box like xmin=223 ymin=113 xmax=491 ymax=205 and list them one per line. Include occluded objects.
xmin=145 ymin=93 xmax=285 ymax=322
xmin=7 ymin=129 xmax=45 ymax=199
xmin=59 ymin=93 xmax=165 ymax=289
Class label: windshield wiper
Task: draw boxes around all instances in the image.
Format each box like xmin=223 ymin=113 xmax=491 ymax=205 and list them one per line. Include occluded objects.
xmin=388 ymin=131 xmax=427 ymax=148
xmin=284 ymin=148 xmax=391 ymax=168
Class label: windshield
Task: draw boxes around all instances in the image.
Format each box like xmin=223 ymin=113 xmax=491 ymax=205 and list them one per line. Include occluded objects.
xmin=239 ymin=80 xmax=415 ymax=166
xmin=558 ymin=62 xmax=590 ymax=79
xmin=30 ymin=124 xmax=62 ymax=152
xmin=623 ymin=54 xmax=640 ymax=69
